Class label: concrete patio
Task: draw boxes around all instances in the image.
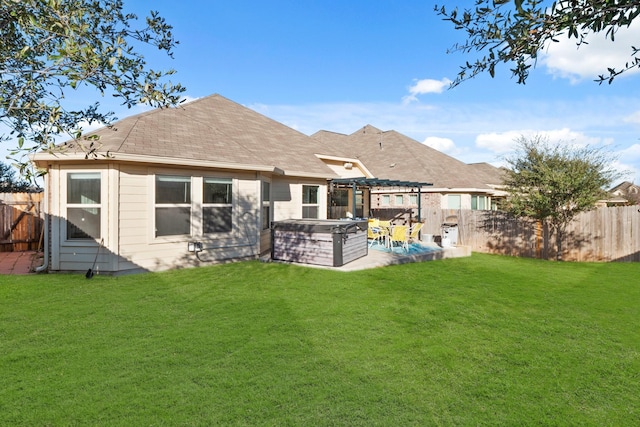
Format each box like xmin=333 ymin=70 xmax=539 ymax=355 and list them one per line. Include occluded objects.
xmin=269 ymin=243 xmax=472 ymax=272
xmin=1 ymin=244 xmax=472 ymax=276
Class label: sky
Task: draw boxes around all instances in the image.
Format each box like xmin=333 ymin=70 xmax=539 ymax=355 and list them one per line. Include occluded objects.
xmin=5 ymin=0 xmax=640 ymax=184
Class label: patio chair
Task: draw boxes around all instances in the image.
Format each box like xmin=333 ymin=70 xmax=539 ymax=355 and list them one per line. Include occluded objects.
xmin=379 ymin=220 xmax=391 ymax=229
xmin=390 ymin=225 xmax=409 ymax=252
xmin=367 ymin=219 xmax=386 ymax=247
xmin=409 ymin=223 xmax=423 ymax=242
xmin=379 ymin=220 xmax=393 ymax=247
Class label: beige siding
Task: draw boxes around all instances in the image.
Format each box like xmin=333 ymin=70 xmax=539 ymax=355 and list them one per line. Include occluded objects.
xmin=116 ymin=165 xmax=261 ymax=272
xmin=321 ymin=159 xmax=369 ymax=178
xmin=47 ymin=163 xmax=330 ymax=273
xmin=272 ymin=178 xmax=328 ymax=221
xmin=117 ymin=165 xmax=152 ymax=271
xmin=272 ymin=179 xmax=296 ymax=220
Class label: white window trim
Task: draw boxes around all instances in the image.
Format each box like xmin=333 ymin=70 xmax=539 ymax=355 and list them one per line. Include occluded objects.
xmin=447 ymin=194 xmax=462 ymax=210
xmin=202 ymin=177 xmax=234 ymax=234
xmin=153 ymin=174 xmax=193 ymax=241
xmin=471 ymin=194 xmax=490 ymax=211
xmin=62 ymin=169 xmax=107 ymax=246
xmin=261 ymin=179 xmax=272 ymax=230
xmin=150 ymin=172 xmax=238 ymax=242
xmin=302 ymin=184 xmax=320 ymax=219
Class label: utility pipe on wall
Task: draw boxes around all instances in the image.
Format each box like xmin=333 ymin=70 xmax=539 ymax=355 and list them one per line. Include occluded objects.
xmin=35 ymin=172 xmax=49 ymax=273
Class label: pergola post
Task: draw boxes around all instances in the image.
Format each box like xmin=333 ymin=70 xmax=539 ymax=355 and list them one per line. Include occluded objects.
xmin=417 ymin=186 xmax=422 ymax=223
xmin=351 ymin=181 xmax=357 ymax=218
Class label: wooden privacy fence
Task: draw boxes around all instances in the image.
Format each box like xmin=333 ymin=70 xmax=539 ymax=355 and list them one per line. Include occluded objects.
xmin=371 ymin=205 xmax=640 ymax=262
xmin=417 ymin=206 xmax=640 ymax=262
xmin=0 ymin=193 xmax=44 ymax=252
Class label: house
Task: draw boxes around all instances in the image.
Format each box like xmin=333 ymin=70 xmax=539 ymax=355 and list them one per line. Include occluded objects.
xmin=312 ymin=125 xmax=506 ymax=219
xmin=31 ymin=94 xmax=339 ymax=274
xmin=31 ymin=94 xmax=505 ymax=274
xmin=603 ymin=181 xmax=640 ymax=206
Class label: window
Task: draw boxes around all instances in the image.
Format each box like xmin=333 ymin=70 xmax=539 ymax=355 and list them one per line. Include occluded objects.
xmin=447 ymin=194 xmax=461 ymax=209
xmin=330 ymin=189 xmax=349 ymax=219
xmin=302 ymin=185 xmax=319 ymax=218
xmin=409 ymin=194 xmax=418 ymax=205
xmin=67 ymin=172 xmax=101 ymax=239
xmin=471 ymin=195 xmax=488 ymax=210
xmin=155 ymin=175 xmax=191 ymax=237
xmin=261 ymin=181 xmax=271 ymax=230
xmin=381 ymin=194 xmax=390 ymax=206
xmin=395 ymin=195 xmax=404 ymax=206
xmin=203 ymin=178 xmax=233 ymax=233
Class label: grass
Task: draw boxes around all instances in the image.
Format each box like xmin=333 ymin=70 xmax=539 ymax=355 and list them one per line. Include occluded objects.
xmin=1 ymin=253 xmax=639 ymax=425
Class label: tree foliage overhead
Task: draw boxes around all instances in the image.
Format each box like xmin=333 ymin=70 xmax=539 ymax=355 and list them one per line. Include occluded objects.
xmin=0 ymin=161 xmax=34 ymax=192
xmin=436 ymin=0 xmax=640 ymax=86
xmin=1 ymin=0 xmax=186 ymax=178
xmin=502 ymin=135 xmax=621 ymax=260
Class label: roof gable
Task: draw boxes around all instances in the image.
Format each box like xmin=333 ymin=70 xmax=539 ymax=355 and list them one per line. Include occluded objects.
xmin=610 ymin=181 xmax=638 ymax=193
xmin=62 ymin=94 xmax=336 ymax=178
xmin=311 ymin=125 xmax=499 ymax=189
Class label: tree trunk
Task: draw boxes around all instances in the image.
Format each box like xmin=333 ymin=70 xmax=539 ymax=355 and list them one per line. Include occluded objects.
xmin=555 ymin=224 xmax=564 ymax=261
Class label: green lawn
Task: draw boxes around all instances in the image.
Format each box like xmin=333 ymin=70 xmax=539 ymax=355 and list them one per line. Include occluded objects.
xmin=1 ymin=254 xmax=638 ymax=426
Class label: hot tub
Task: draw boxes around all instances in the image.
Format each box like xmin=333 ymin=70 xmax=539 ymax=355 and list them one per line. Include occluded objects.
xmin=271 ymin=219 xmax=368 ymax=267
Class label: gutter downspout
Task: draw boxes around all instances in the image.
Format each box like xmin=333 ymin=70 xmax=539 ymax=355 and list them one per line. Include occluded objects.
xmin=35 ymin=173 xmax=49 ymax=273
xmin=35 ymin=216 xmax=48 ymax=272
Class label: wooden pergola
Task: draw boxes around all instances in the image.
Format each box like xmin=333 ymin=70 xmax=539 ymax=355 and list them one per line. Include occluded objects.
xmin=329 ymin=177 xmax=433 ymax=221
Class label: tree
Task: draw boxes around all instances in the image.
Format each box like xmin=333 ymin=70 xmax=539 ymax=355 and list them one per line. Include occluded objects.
xmin=0 ymin=161 xmax=33 ymax=192
xmin=502 ymin=135 xmax=621 ymax=260
xmin=1 ymin=0 xmax=186 ymax=180
xmin=435 ymin=0 xmax=640 ymax=86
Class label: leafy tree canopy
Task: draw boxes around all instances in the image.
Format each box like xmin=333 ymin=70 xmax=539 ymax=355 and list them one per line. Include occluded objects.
xmin=0 ymin=161 xmax=34 ymax=192
xmin=1 ymin=0 xmax=186 ymax=179
xmin=436 ymin=0 xmax=640 ymax=86
xmin=502 ymin=135 xmax=622 ymax=260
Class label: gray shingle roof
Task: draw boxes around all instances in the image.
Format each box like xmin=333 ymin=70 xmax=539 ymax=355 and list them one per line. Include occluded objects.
xmin=466 ymin=163 xmax=507 ymax=187
xmin=610 ymin=181 xmax=637 ymax=193
xmin=311 ymin=125 xmax=503 ymax=189
xmin=55 ymin=94 xmax=505 ymax=188
xmin=84 ymin=94 xmax=336 ymax=177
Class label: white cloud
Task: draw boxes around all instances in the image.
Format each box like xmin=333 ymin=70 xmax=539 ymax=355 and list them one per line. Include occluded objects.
xmin=180 ymin=95 xmax=201 ymax=105
xmin=476 ymin=128 xmax=603 ymax=155
xmin=76 ymin=118 xmax=110 ymax=133
xmin=402 ymin=78 xmax=452 ymax=103
xmin=605 ymin=144 xmax=640 ymax=183
xmin=476 ymin=131 xmax=524 ymax=154
xmin=619 ymin=143 xmax=640 ymax=161
xmin=624 ymin=110 xmax=640 ymax=124
xmin=539 ymin=128 xmax=602 ymax=146
xmin=541 ymin=19 xmax=640 ymax=82
xmin=422 ymin=136 xmax=459 ymax=154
